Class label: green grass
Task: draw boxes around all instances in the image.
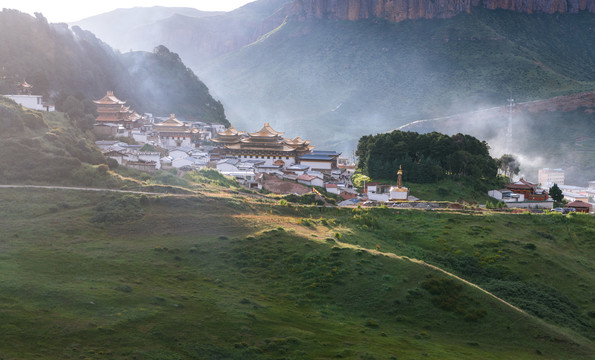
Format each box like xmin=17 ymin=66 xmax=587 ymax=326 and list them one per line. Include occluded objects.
xmin=0 ymin=188 xmax=593 ymax=359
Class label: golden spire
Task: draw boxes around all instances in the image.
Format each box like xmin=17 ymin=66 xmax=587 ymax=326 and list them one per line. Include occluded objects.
xmin=397 ymin=165 xmax=403 ymax=188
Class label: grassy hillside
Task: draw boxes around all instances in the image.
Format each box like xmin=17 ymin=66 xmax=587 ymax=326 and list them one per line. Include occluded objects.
xmin=0 ymin=96 xmax=109 ymax=185
xmin=0 ymin=96 xmax=227 ymax=191
xmin=0 ymin=187 xmax=593 ymax=359
xmin=202 ymin=9 xmax=595 ymax=152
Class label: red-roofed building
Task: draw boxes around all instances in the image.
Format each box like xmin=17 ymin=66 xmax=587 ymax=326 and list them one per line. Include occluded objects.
xmin=566 ymin=200 xmax=592 ymax=213
xmin=506 ymin=179 xmax=548 ymax=201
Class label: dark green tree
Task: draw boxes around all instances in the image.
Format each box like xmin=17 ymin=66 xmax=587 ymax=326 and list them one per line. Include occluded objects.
xmin=549 ymin=183 xmax=563 ymax=202
xmin=498 ymin=154 xmax=520 ymax=180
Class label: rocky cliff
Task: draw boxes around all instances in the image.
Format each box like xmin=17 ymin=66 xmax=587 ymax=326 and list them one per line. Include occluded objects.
xmin=288 ymin=0 xmax=595 ymax=21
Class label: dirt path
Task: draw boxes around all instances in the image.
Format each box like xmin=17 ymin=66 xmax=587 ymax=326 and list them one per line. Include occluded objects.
xmin=332 ymin=239 xmax=528 ymax=314
xmin=0 ymin=184 xmax=193 ymax=196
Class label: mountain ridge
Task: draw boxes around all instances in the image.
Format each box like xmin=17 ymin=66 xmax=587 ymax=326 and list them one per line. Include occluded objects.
xmin=288 ymin=0 xmax=595 ymax=22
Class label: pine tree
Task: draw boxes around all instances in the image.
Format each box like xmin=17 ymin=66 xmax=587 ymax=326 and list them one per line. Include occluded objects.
xmin=549 ymin=183 xmax=563 ymax=202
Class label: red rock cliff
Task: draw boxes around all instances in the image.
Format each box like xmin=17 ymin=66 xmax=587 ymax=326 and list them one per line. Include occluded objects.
xmin=288 ymin=0 xmax=595 ymax=21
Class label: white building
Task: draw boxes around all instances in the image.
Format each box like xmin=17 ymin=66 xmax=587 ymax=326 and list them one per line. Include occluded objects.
xmin=4 ymin=95 xmax=54 ymax=112
xmin=488 ymin=189 xmax=525 ymax=202
xmin=538 ymin=168 xmax=564 ymax=187
xmin=367 ymin=184 xmax=391 ymax=202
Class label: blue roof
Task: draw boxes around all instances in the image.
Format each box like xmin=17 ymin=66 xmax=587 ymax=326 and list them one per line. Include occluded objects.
xmin=299 ymin=154 xmax=335 ymax=160
xmin=311 ymin=150 xmax=341 ymax=156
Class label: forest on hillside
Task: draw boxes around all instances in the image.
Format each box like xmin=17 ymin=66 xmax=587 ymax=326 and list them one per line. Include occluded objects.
xmin=356 ymin=131 xmax=498 ymax=183
xmin=0 ymin=9 xmax=228 ymax=125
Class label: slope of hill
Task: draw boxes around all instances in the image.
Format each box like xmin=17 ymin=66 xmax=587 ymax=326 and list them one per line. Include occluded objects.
xmin=0 ymin=9 xmax=228 ymax=123
xmin=201 ymin=8 xmax=595 ymax=152
xmin=0 ymin=96 xmax=108 ymax=185
xmin=0 ymin=187 xmax=593 ymax=359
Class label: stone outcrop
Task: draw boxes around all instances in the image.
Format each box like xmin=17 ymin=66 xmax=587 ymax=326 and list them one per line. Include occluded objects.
xmin=288 ymin=0 xmax=595 ymax=22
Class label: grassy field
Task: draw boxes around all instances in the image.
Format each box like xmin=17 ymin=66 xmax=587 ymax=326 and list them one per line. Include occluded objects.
xmin=0 ymin=188 xmax=593 ymax=359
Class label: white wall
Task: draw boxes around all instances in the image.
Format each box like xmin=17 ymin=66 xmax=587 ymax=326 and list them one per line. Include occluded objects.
xmin=238 ymin=155 xmax=295 ymax=167
xmin=159 ymin=136 xmax=192 ymax=149
xmin=4 ymin=95 xmax=55 ymax=111
xmin=217 ymin=163 xmax=240 ymax=173
xmin=505 ymin=202 xmax=553 ymax=209
xmin=367 ymin=193 xmax=390 ymax=202
xmin=300 ymin=160 xmax=332 ymax=170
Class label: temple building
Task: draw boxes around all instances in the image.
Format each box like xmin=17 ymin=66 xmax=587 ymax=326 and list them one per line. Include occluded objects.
xmin=390 ymin=166 xmax=409 ymax=201
xmin=93 ymin=91 xmax=140 ymax=129
xmin=211 ymin=123 xmax=314 ymax=166
xmin=153 ymin=114 xmax=196 ymax=149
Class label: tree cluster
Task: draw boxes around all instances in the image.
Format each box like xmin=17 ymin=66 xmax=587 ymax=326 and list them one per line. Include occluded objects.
xmin=356 ymin=131 xmax=498 ymax=183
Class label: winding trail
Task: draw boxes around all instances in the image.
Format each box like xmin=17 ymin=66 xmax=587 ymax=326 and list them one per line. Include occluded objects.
xmin=333 ymin=239 xmax=528 ymax=314
xmin=0 ymin=184 xmax=192 ymax=196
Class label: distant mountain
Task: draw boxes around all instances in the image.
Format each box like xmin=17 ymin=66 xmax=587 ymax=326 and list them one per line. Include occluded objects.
xmin=200 ymin=9 xmax=595 ymax=150
xmin=0 ymin=9 xmax=228 ymax=124
xmin=72 ymin=1 xmax=291 ymax=68
xmin=72 ymin=6 xmax=223 ymax=54
xmin=289 ymin=0 xmax=595 ymax=21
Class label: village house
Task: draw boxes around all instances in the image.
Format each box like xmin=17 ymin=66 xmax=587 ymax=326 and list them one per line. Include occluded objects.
xmin=172 ymin=156 xmax=207 ymax=169
xmin=297 ymin=150 xmax=341 ymax=174
xmin=139 ymin=152 xmax=162 ymax=170
xmin=169 ymin=147 xmax=194 ymax=160
xmin=297 ymin=174 xmax=324 ymax=188
xmin=506 ymin=179 xmax=549 ymax=201
xmin=488 ymin=189 xmax=524 ymax=202
xmin=488 ymin=178 xmax=553 ymax=209
xmin=565 ymin=200 xmax=592 ymax=213
xmin=4 ymin=81 xmax=54 ymax=112
xmin=366 ymin=183 xmax=392 ymax=202
xmin=4 ymin=94 xmax=54 ymax=112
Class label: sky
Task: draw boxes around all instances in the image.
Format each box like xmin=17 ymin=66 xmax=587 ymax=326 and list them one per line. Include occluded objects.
xmin=1 ymin=0 xmax=255 ymax=23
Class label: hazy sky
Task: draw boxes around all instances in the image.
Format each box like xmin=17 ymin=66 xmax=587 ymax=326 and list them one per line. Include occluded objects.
xmin=2 ymin=0 xmax=255 ymax=23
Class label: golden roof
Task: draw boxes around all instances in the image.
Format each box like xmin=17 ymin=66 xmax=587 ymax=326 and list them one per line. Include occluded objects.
xmin=284 ymin=136 xmax=310 ymax=146
xmin=248 ymin=123 xmax=284 ymax=137
xmin=155 ymin=114 xmax=185 ymax=127
xmin=93 ymin=90 xmax=126 ymax=105
xmin=216 ymin=125 xmax=245 ymax=136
